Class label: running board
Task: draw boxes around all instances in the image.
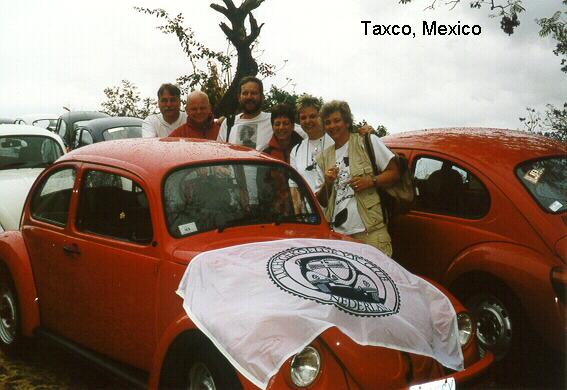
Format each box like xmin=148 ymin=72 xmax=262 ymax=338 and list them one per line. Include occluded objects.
xmin=36 ymin=328 xmax=148 ymax=389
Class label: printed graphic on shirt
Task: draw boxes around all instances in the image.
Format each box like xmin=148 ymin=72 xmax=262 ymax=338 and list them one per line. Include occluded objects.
xmin=238 ymin=124 xmax=257 ymax=149
xmin=334 ymin=155 xmax=353 ymax=208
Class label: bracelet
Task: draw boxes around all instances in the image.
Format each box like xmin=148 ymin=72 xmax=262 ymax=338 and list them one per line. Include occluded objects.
xmin=372 ymin=176 xmax=378 ymax=187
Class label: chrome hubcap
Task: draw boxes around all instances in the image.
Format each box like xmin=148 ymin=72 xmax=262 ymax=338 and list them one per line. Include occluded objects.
xmin=0 ymin=291 xmax=16 ymax=344
xmin=188 ymin=362 xmax=216 ymax=390
xmin=474 ymin=297 xmax=512 ymax=359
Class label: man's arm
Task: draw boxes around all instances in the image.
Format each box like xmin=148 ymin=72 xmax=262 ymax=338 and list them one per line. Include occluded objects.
xmin=141 ymin=116 xmax=158 ymax=138
xmin=217 ymin=118 xmax=228 ymax=142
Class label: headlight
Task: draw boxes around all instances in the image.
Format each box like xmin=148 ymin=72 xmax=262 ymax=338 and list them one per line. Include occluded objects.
xmin=457 ymin=312 xmax=474 ymax=347
xmin=290 ymin=346 xmax=321 ymax=387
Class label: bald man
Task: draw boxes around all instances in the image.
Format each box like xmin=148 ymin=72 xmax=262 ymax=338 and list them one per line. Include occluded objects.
xmin=170 ymin=90 xmax=221 ymax=140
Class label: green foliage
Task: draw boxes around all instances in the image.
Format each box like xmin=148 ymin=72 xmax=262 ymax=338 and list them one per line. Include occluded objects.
xmin=537 ymin=1 xmax=567 ymax=73
xmin=520 ymin=104 xmax=567 ymax=142
xmin=262 ymin=85 xmax=300 ymax=112
xmin=353 ymin=120 xmax=389 ymax=136
xmin=100 ymin=80 xmax=156 ymax=118
xmin=134 ymin=7 xmax=231 ymax=98
xmin=519 ymin=2 xmax=566 ymax=141
xmin=399 ymin=0 xmax=525 ymax=34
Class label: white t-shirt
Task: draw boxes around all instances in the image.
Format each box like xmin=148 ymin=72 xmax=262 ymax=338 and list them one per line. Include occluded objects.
xmin=316 ymin=135 xmax=394 ymax=235
xmin=290 ymin=134 xmax=334 ymax=193
xmin=142 ymin=112 xmax=187 ymax=138
xmin=217 ymin=112 xmax=306 ymax=151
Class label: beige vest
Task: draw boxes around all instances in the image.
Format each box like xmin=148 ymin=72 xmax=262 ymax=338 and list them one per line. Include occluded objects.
xmin=317 ymin=133 xmax=386 ymax=232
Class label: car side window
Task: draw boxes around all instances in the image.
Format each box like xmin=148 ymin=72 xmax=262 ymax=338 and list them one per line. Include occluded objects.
xmin=31 ymin=168 xmax=76 ymax=226
xmin=413 ymin=156 xmax=490 ymax=218
xmin=75 ymin=128 xmax=93 ymax=148
xmin=57 ymin=119 xmax=67 ymax=143
xmin=76 ymin=170 xmax=153 ymax=244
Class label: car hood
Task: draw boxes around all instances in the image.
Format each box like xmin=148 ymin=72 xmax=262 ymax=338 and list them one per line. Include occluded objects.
xmin=170 ymin=225 xmax=336 ymax=265
xmin=0 ymin=168 xmax=42 ymax=230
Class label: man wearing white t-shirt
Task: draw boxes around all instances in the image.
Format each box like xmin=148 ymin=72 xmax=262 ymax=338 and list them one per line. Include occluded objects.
xmin=217 ymin=76 xmax=305 ymax=150
xmin=315 ymin=100 xmax=400 ymax=256
xmin=142 ymin=83 xmax=187 ymax=138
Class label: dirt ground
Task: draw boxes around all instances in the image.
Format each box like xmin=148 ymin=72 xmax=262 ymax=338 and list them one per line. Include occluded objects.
xmin=0 ymin=339 xmax=129 ymax=390
xmin=0 ymin=337 xmax=565 ymax=389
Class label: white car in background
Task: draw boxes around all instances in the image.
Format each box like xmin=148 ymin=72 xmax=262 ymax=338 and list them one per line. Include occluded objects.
xmin=0 ymin=124 xmax=65 ymax=232
xmin=14 ymin=114 xmax=60 ymax=133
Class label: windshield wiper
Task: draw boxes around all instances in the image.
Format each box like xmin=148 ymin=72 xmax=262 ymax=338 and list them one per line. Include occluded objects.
xmin=0 ymin=162 xmax=28 ymax=169
xmin=275 ymin=213 xmax=319 ymax=225
xmin=217 ymin=216 xmax=268 ymax=233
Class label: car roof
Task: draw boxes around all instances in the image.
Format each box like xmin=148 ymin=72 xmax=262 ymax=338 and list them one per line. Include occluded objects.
xmin=383 ymin=128 xmax=566 ymax=169
xmin=80 ymin=117 xmax=143 ymax=135
xmin=60 ymin=137 xmax=278 ymax=177
xmin=0 ymin=124 xmax=62 ymax=138
xmin=59 ymin=111 xmax=109 ymax=123
xmin=15 ymin=114 xmax=59 ymax=121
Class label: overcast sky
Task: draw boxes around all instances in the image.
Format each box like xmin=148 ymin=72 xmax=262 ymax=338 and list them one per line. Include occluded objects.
xmin=1 ymin=0 xmax=564 ymax=133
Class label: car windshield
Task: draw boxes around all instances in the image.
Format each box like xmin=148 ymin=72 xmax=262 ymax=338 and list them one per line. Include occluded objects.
xmin=516 ymin=156 xmax=567 ymax=214
xmin=102 ymin=125 xmax=143 ymax=141
xmin=163 ymin=162 xmax=321 ymax=237
xmin=32 ymin=119 xmax=58 ymax=132
xmin=0 ymin=135 xmax=63 ymax=170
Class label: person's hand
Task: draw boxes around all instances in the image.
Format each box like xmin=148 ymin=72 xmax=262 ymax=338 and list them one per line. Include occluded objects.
xmin=358 ymin=124 xmax=374 ymax=135
xmin=324 ymin=166 xmax=339 ymax=186
xmin=349 ymin=176 xmax=374 ymax=192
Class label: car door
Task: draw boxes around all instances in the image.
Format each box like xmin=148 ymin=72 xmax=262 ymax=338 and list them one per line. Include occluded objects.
xmin=389 ymin=152 xmax=494 ymax=280
xmin=23 ymin=165 xmax=78 ymax=332
xmin=58 ymin=165 xmax=160 ymax=369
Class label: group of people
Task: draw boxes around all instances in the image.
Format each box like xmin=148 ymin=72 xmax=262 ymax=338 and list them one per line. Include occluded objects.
xmin=141 ymin=76 xmax=400 ymax=257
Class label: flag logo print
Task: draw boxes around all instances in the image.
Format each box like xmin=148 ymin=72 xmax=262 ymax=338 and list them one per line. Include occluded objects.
xmin=268 ymin=246 xmax=401 ymax=317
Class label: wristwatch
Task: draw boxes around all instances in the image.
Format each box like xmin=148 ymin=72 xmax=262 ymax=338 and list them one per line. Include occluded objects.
xmin=372 ymin=176 xmax=378 ymax=187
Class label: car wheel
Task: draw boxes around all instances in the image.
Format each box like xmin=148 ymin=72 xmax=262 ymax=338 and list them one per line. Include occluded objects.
xmin=161 ymin=337 xmax=242 ymax=390
xmin=466 ymin=286 xmax=522 ymax=361
xmin=0 ymin=270 xmax=21 ymax=354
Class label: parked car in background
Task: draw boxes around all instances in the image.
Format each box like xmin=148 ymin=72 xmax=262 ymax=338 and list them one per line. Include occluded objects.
xmin=14 ymin=114 xmax=59 ymax=133
xmin=383 ymin=128 xmax=566 ymax=365
xmin=0 ymin=138 xmax=493 ymax=389
xmin=55 ymin=111 xmax=109 ymax=149
xmin=0 ymin=124 xmax=65 ymax=232
xmin=0 ymin=118 xmax=15 ymax=125
xmin=74 ymin=117 xmax=143 ymax=149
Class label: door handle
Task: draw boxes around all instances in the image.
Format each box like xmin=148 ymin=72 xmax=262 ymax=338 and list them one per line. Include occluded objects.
xmin=63 ymin=244 xmax=81 ymax=256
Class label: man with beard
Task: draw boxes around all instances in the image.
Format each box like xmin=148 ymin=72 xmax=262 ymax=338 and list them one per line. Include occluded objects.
xmin=217 ymin=76 xmax=305 ymax=150
xmin=142 ymin=83 xmax=187 ymax=138
xmin=170 ymin=90 xmax=220 ymax=140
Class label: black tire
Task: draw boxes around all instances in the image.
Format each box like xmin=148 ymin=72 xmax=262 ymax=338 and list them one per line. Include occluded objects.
xmin=0 ymin=268 xmax=23 ymax=356
xmin=464 ymin=283 xmax=523 ymax=362
xmin=160 ymin=335 xmax=242 ymax=390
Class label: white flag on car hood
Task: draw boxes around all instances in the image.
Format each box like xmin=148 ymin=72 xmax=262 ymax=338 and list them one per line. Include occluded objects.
xmin=177 ymin=238 xmax=463 ymax=389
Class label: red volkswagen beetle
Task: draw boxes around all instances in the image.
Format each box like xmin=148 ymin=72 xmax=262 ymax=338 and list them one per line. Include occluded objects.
xmin=0 ymin=137 xmax=492 ymax=389
xmin=384 ymin=128 xmax=566 ymax=367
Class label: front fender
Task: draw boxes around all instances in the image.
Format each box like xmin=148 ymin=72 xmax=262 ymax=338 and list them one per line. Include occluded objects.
xmin=0 ymin=231 xmax=39 ymax=337
xmin=445 ymin=242 xmax=564 ymax=346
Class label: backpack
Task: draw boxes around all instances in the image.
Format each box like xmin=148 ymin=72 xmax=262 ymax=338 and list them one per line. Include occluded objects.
xmin=363 ymin=133 xmax=415 ymax=223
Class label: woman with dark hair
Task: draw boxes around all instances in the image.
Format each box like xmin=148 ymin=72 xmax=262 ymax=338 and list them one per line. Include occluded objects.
xmin=315 ymin=100 xmax=399 ymax=256
xmin=261 ymin=104 xmax=303 ymax=163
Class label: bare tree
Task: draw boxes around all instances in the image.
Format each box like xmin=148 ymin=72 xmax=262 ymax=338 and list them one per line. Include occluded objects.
xmin=210 ymin=0 xmax=266 ymax=115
